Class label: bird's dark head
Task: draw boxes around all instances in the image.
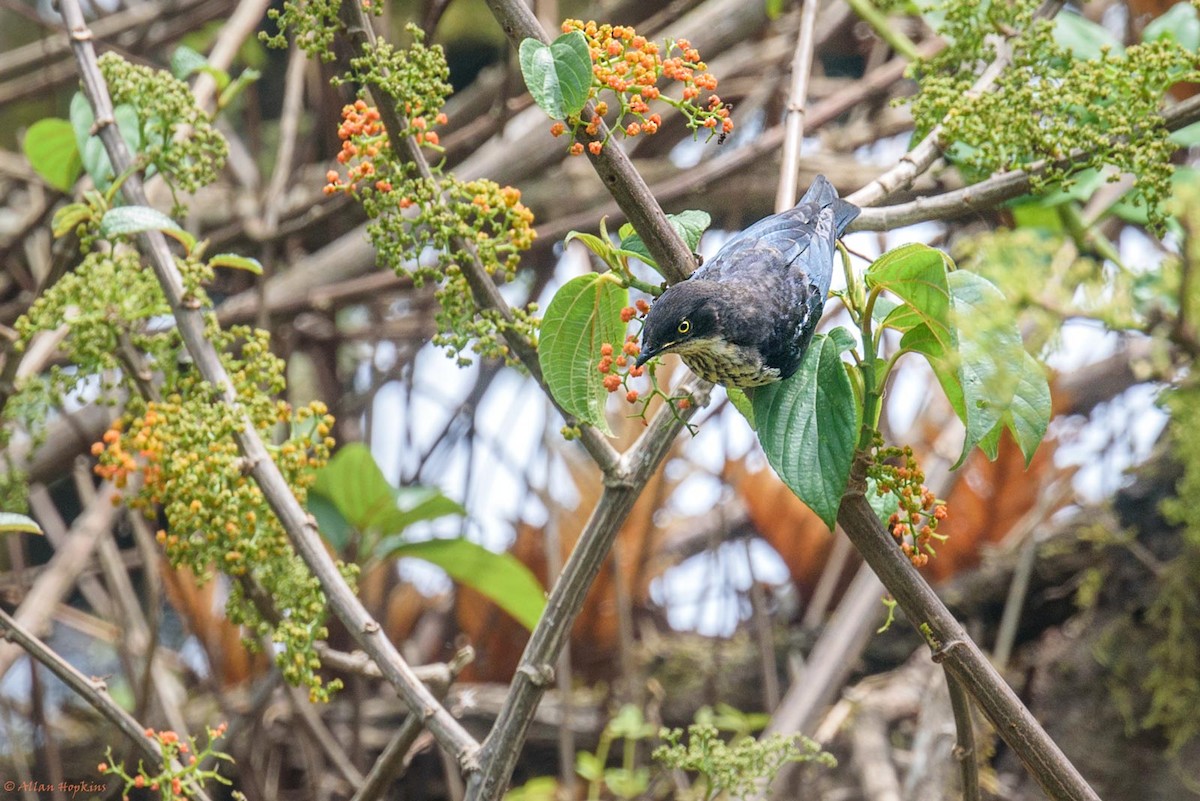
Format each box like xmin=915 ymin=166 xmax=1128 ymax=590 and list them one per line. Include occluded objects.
xmin=635 ymin=280 xmax=723 ymax=367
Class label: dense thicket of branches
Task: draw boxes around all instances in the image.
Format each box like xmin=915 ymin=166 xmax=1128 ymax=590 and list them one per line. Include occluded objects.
xmin=1 ymin=1 xmax=1199 ymax=800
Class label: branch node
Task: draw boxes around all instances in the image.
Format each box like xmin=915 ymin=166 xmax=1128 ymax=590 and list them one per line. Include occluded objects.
xmin=929 ymin=637 xmax=968 ymax=663
xmin=362 ymin=620 xmax=380 ymax=634
xmin=517 ymin=663 xmax=555 ymax=686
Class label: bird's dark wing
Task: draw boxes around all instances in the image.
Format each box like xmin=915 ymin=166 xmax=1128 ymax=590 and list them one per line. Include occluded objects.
xmin=693 ymin=175 xmax=858 ymax=300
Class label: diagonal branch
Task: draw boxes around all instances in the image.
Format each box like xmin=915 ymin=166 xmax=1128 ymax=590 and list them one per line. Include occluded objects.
xmin=56 ymin=0 xmax=482 ymax=770
xmin=846 ymin=0 xmax=1066 ymax=208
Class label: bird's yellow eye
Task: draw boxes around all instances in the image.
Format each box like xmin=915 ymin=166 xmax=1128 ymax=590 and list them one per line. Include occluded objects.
xmin=677 ymin=319 xmax=691 ymax=335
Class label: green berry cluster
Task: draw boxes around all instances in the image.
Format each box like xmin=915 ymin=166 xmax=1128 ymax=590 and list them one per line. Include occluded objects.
xmin=909 ymin=1 xmax=1198 ymax=231
xmin=341 ymin=28 xmax=452 ymax=133
xmin=262 ymin=0 xmax=349 ymax=59
xmin=12 ymin=250 xmax=350 ymax=700
xmin=653 ymin=723 xmax=834 ymax=800
xmin=868 ymin=444 xmax=947 ymax=568
xmin=98 ymin=53 xmax=228 ymax=203
xmin=90 ymin=323 xmax=348 ymax=700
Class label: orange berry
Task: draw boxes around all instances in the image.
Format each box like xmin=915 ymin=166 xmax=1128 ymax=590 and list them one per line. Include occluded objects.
xmin=550 ymin=122 xmax=566 ymax=137
xmin=626 ymin=390 xmax=639 ymax=403
xmin=600 ymin=343 xmax=614 ymax=356
xmin=588 ymin=141 xmax=603 ymax=155
xmin=620 ymin=306 xmax=636 ymax=322
xmin=569 ymin=142 xmax=584 ymax=156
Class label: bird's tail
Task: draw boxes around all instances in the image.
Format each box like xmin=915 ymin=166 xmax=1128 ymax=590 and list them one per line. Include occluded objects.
xmin=798 ymin=174 xmax=860 ymax=236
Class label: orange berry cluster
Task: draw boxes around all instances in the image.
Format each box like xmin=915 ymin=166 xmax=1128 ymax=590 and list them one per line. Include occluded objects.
xmin=323 ymin=100 xmax=447 ymax=196
xmin=870 ymin=446 xmax=948 ymax=568
xmin=100 ymin=724 xmax=230 ymax=801
xmin=554 ymin=19 xmax=734 ymax=154
xmin=595 ymin=299 xmax=695 ymax=427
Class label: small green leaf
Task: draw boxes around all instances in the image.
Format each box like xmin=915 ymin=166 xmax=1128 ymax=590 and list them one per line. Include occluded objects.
xmin=217 ymin=68 xmax=261 ymax=110
xmin=0 ymin=513 xmax=42 ymax=535
xmin=170 ymin=45 xmax=210 ymax=80
xmin=576 ymin=752 xmax=603 ymax=782
xmin=100 ymin=206 xmax=197 ymax=252
xmin=308 ymin=493 xmax=352 ymax=552
xmin=1144 ymin=2 xmax=1200 ymax=51
xmin=23 ymin=118 xmax=82 ymax=192
xmin=752 ymin=334 xmax=858 ymax=530
xmin=618 ymin=210 xmax=711 ymax=266
xmin=865 ymin=478 xmax=901 ymax=525
xmin=209 ymin=253 xmax=263 ymax=274
xmin=52 ymin=202 xmax=94 ymax=238
xmin=867 ymin=242 xmax=953 ymax=337
xmin=518 ymin=32 xmax=592 ymax=120
xmin=312 ymin=443 xmax=464 ymax=538
xmin=385 ymin=539 xmax=545 ymax=631
xmin=538 ymin=273 xmax=629 ymax=436
xmin=1053 ymin=11 xmax=1124 ymax=59
xmin=828 ymin=326 xmax=858 ymax=354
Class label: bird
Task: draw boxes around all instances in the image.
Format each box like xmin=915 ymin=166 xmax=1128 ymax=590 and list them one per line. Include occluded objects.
xmin=635 ymin=175 xmax=859 ymax=388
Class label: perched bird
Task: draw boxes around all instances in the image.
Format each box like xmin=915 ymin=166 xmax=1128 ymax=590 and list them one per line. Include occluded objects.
xmin=635 ymin=175 xmax=859 ymax=388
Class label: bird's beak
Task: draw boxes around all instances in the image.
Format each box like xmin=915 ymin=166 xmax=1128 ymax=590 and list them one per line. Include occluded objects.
xmin=634 ymin=347 xmax=655 ymax=368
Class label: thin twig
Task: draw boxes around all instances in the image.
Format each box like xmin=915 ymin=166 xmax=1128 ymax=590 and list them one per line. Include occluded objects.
xmin=944 ymin=673 xmax=981 ymax=801
xmin=57 ymin=0 xmax=482 ymax=768
xmin=774 ymin=0 xmax=821 ymax=212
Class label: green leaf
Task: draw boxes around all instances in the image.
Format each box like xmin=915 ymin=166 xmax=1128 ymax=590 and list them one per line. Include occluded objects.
xmin=899 ymin=321 xmax=965 ymax=421
xmin=383 ymin=539 xmax=546 ymax=631
xmin=70 ymin=94 xmax=142 ymax=189
xmin=948 ymin=271 xmax=1026 ymax=467
xmin=1053 ymin=11 xmax=1124 ymax=59
xmin=977 ymin=350 xmax=1052 ymax=465
xmin=99 ymin=206 xmax=197 ymax=252
xmin=538 ymin=273 xmax=629 ymax=436
xmin=23 ymin=118 xmax=82 ymax=192
xmin=618 ymin=210 xmax=711 ymax=267
xmin=1170 ymin=121 xmax=1200 ymax=147
xmin=170 ymin=45 xmax=210 ymax=80
xmin=209 ymin=253 xmax=263 ymax=274
xmin=1144 ymin=2 xmax=1200 ymax=51
xmin=0 ymin=512 xmax=42 ymax=535
xmin=867 ymin=242 xmax=953 ymax=337
xmin=576 ymin=752 xmax=603 ymax=782
xmin=518 ymin=32 xmax=592 ymax=120
xmin=312 ymin=443 xmax=464 ymax=538
xmin=752 ymin=334 xmax=858 ymax=530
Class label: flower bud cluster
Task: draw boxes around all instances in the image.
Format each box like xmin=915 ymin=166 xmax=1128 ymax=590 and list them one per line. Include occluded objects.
xmin=595 ymin=299 xmax=696 ymax=430
xmin=100 ymin=723 xmax=232 ymax=801
xmin=869 ymin=445 xmax=948 ymax=568
xmin=555 ymin=19 xmax=734 ymax=155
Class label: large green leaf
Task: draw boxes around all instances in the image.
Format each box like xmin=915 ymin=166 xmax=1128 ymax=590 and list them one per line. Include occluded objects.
xmin=23 ymin=118 xmax=82 ymax=192
xmin=618 ymin=210 xmax=712 ymax=267
xmin=311 ymin=443 xmax=464 ymax=539
xmin=383 ymin=539 xmax=545 ymax=631
xmin=518 ymin=32 xmax=592 ymax=120
xmin=538 ymin=272 xmax=629 ymax=436
xmin=752 ymin=333 xmax=858 ymax=529
xmin=977 ymin=350 xmax=1052 ymax=465
xmin=70 ymin=93 xmax=141 ymax=189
